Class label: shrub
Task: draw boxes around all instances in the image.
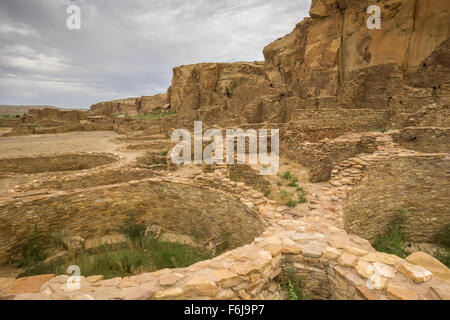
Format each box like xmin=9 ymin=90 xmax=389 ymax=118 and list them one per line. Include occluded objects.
xmin=434 ymin=224 xmax=450 ymax=249
xmin=279 ymin=264 xmax=310 ymax=300
xmin=286 ymin=199 xmax=297 ymax=208
xmin=288 ymin=177 xmax=298 ymax=188
xmin=19 ymin=237 xmax=213 ymax=279
xmin=144 ymin=237 xmax=213 ymax=270
xmin=433 ymin=248 xmax=450 ymax=268
xmin=280 ymin=189 xmax=293 ymax=200
xmin=135 ymin=111 xmax=176 ymax=121
xmin=18 ymin=225 xmax=48 ymax=267
xmin=161 ymin=150 xmax=169 ymax=156
xmin=372 ymin=212 xmax=407 ymax=258
xmin=122 ymin=219 xmax=146 ymax=244
xmin=281 ymin=171 xmax=292 ymax=180
xmin=297 ymin=193 xmax=307 ymax=204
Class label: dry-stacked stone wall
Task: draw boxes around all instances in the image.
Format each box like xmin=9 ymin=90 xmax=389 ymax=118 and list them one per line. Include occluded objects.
xmin=0 ymin=153 xmax=118 ymax=174
xmin=0 ymin=177 xmax=263 ymax=265
xmin=342 ymin=151 xmax=449 ymax=243
xmin=282 ymin=132 xmax=388 ymax=182
xmin=392 ymin=127 xmax=450 ymax=153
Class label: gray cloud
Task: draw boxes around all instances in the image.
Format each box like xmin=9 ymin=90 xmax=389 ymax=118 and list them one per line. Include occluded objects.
xmin=0 ymin=0 xmax=311 ymax=109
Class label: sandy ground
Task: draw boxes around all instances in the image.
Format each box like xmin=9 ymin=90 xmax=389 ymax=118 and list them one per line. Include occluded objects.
xmin=0 ymin=131 xmax=121 ymax=158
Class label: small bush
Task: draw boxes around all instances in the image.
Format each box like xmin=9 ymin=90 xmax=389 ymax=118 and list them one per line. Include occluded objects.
xmin=146 ymin=238 xmax=213 ymax=269
xmin=281 ymin=171 xmax=292 ymax=180
xmin=280 ymin=189 xmax=293 ymax=200
xmin=135 ymin=111 xmax=176 ymax=121
xmin=18 ymin=225 xmax=48 ymax=267
xmin=434 ymin=224 xmax=450 ymax=249
xmin=297 ymin=193 xmax=307 ymax=204
xmin=288 ymin=177 xmax=298 ymax=187
xmin=161 ymin=150 xmax=169 ymax=156
xmin=372 ymin=212 xmax=407 ymax=258
xmin=433 ymin=248 xmax=450 ymax=268
xmin=285 ymin=199 xmax=297 ymax=208
xmin=19 ymin=236 xmax=213 ymax=279
xmin=122 ymin=220 xmax=146 ymax=244
xmin=279 ymin=264 xmax=310 ymax=300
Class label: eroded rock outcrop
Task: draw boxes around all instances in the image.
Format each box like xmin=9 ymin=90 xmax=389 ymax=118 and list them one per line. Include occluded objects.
xmin=91 ymin=93 xmax=169 ymax=117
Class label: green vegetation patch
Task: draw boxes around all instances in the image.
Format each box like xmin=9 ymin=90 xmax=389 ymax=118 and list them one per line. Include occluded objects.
xmin=278 ymin=264 xmax=311 ymax=300
xmin=134 ymin=111 xmax=176 ymax=121
xmin=372 ymin=211 xmax=408 ymax=258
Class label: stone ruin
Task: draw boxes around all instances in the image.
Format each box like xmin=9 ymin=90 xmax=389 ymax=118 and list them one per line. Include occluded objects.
xmin=0 ymin=0 xmax=449 ymax=300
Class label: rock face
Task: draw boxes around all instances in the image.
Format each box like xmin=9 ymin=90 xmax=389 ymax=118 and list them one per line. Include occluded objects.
xmin=264 ymin=0 xmax=450 ymax=110
xmin=27 ymin=108 xmax=87 ymax=123
xmin=89 ymin=0 xmax=449 ymax=126
xmin=91 ymin=94 xmax=169 ymax=117
xmin=168 ymin=62 xmax=276 ymax=123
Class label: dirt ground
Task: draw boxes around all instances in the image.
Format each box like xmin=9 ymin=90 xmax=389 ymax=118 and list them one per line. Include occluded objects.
xmin=0 ymin=131 xmax=121 ymax=158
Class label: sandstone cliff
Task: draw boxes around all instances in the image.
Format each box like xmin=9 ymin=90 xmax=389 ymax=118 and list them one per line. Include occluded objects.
xmin=91 ymin=93 xmax=169 ymax=117
xmin=90 ymin=0 xmax=450 ymax=127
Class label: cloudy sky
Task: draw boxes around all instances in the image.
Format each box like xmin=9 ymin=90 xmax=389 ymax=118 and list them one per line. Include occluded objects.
xmin=0 ymin=0 xmax=311 ymax=109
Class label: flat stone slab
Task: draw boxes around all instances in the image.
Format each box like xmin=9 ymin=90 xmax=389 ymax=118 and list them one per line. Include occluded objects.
xmin=6 ymin=274 xmax=55 ymax=295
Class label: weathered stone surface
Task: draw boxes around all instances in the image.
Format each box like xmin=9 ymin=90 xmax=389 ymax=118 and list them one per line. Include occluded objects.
xmin=338 ymin=253 xmax=358 ymax=267
xmin=361 ymin=252 xmax=403 ymax=266
xmin=153 ymin=287 xmax=184 ymax=299
xmin=6 ymin=274 xmax=55 ymax=295
xmin=159 ymin=273 xmax=184 ymax=286
xmin=0 ymin=277 xmax=15 ymax=293
xmin=185 ymin=277 xmax=219 ymax=296
xmin=355 ymin=260 xmax=375 ymax=279
xmin=397 ymin=262 xmax=433 ymax=283
xmin=356 ymin=285 xmax=378 ymax=300
xmin=405 ymin=251 xmax=450 ymax=282
xmin=301 ymin=244 xmax=323 ymax=258
xmin=372 ymin=263 xmax=396 ymax=279
xmin=322 ymin=246 xmax=341 ymax=260
xmin=431 ymin=285 xmax=450 ymax=300
xmin=387 ymin=283 xmax=418 ymax=300
xmin=86 ymin=275 xmax=104 ymax=283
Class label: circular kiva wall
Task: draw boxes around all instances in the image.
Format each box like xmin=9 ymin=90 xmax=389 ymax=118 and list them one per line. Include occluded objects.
xmin=0 ymin=153 xmax=118 ymax=174
xmin=0 ymin=179 xmax=264 ymax=265
xmin=342 ymin=153 xmax=449 ymax=243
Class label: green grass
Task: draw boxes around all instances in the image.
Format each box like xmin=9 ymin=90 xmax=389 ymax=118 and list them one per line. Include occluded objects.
xmin=285 ymin=199 xmax=297 ymax=208
xmin=369 ymin=127 xmax=387 ymax=133
xmin=19 ymin=236 xmax=214 ymax=279
xmin=434 ymin=224 xmax=450 ymax=248
xmin=288 ymin=177 xmax=298 ymax=188
xmin=281 ymin=171 xmax=293 ymax=180
xmin=161 ymin=150 xmax=169 ymax=156
xmin=18 ymin=221 xmax=214 ymax=279
xmin=432 ymin=224 xmax=450 ymax=268
xmin=134 ymin=111 xmax=176 ymax=121
xmin=113 ymin=113 xmax=126 ymax=118
xmin=18 ymin=225 xmax=48 ymax=267
xmin=372 ymin=212 xmax=408 ymax=258
xmin=0 ymin=113 xmax=22 ymax=119
xmin=433 ymin=248 xmax=450 ymax=268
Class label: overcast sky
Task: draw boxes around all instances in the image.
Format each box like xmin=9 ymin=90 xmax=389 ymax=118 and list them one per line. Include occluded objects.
xmin=0 ymin=0 xmax=311 ymax=109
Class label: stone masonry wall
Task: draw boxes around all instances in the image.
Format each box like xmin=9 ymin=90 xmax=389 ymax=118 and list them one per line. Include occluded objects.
xmin=343 ymin=152 xmax=450 ymax=243
xmin=392 ymin=127 xmax=450 ymax=153
xmin=0 ymin=178 xmax=263 ymax=265
xmin=0 ymin=153 xmax=118 ymax=174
